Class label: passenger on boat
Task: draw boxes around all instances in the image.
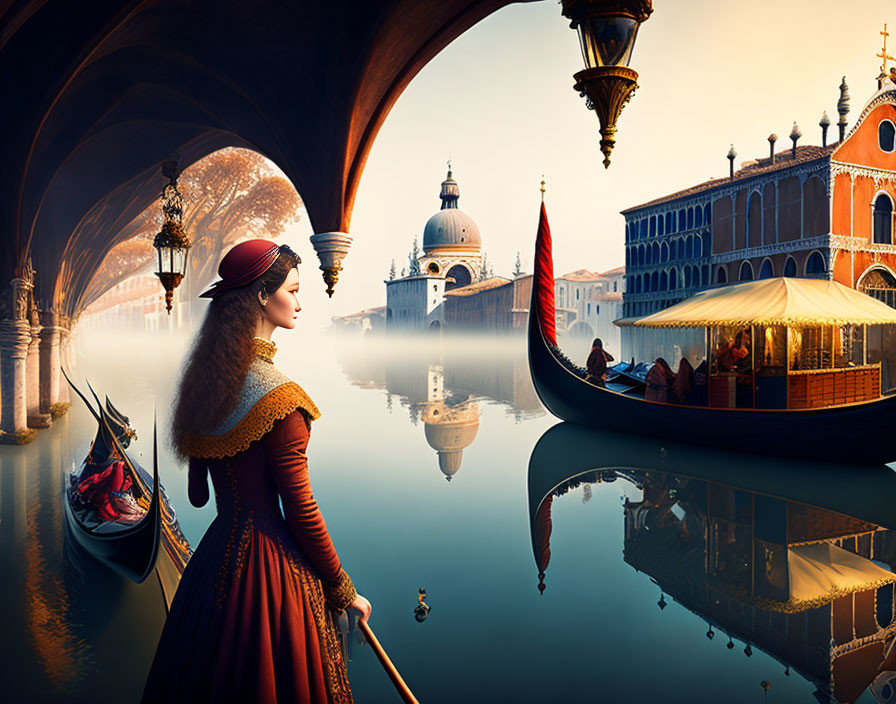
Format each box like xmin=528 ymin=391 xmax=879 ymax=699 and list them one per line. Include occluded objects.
xmin=586 ymin=338 xmax=614 ymax=388
xmin=77 ymin=459 xmax=145 ymax=524
xmin=672 ymin=359 xmax=695 ymax=405
xmin=693 ymin=360 xmax=708 ymax=406
xmin=733 ymin=330 xmax=753 ymax=407
xmin=716 ymin=337 xmax=735 ymax=372
xmin=645 ymin=358 xmax=675 ymax=402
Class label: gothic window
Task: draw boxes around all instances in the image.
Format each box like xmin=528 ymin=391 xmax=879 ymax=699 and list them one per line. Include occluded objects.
xmin=783 ymin=256 xmax=797 ymax=277
xmin=759 ymin=259 xmax=774 ymax=279
xmin=880 ymin=120 xmax=896 ymax=152
xmin=873 ymin=193 xmax=893 ymax=245
xmin=716 ymin=266 xmax=727 ymax=284
xmin=739 ymin=261 xmax=754 ymax=281
xmin=805 ymin=251 xmax=826 ymax=275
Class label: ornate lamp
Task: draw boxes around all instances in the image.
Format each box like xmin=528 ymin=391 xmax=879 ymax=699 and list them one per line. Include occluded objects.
xmin=152 ymin=154 xmax=192 ymax=314
xmin=561 ymin=0 xmax=653 ymax=168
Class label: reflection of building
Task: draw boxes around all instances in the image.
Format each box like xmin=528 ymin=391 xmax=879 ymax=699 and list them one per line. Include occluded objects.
xmin=337 ymin=339 xmax=542 ymax=479
xmin=386 ymin=168 xmax=484 ymax=333
xmin=536 ymin=469 xmax=896 ymax=704
xmin=554 ymin=268 xmax=625 ymax=351
xmin=422 ymin=400 xmax=480 ymax=481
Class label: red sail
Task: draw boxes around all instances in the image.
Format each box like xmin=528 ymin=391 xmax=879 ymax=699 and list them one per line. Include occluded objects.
xmin=534 ymin=201 xmax=557 ymax=347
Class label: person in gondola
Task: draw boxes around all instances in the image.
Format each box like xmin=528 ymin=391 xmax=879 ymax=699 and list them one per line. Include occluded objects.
xmin=142 ymin=240 xmax=369 ymax=704
xmin=672 ymin=358 xmax=695 ymax=405
xmin=645 ymin=358 xmax=676 ymax=403
xmin=585 ymin=338 xmax=614 ymax=387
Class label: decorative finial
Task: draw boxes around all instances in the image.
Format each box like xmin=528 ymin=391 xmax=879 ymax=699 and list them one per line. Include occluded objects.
xmin=878 ymin=23 xmax=895 ymax=87
xmin=540 ymin=174 xmax=546 ymax=201
xmin=819 ymin=111 xmax=831 ymax=147
xmin=838 ymin=76 xmax=850 ymax=142
xmin=789 ymin=121 xmax=802 ymax=158
xmin=726 ymin=145 xmax=737 ymax=179
xmin=446 ymin=157 xmax=452 ymax=179
xmin=768 ymin=133 xmax=778 ymax=164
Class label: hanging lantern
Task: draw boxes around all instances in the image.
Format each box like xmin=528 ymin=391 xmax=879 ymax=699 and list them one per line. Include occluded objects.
xmin=152 ymin=153 xmax=191 ymax=314
xmin=561 ymin=0 xmax=653 ymax=168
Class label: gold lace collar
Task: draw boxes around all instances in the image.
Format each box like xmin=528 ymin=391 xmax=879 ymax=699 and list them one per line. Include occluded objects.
xmin=252 ymin=337 xmax=277 ymax=362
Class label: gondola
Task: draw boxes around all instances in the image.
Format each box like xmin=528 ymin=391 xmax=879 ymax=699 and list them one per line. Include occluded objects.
xmin=61 ymin=368 xmax=161 ymax=583
xmin=527 ymin=211 xmax=896 ymax=465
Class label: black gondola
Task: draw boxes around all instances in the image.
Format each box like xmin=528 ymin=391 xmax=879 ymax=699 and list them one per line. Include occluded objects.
xmin=62 ymin=368 xmax=161 ymax=583
xmin=526 ymin=218 xmax=896 ymax=465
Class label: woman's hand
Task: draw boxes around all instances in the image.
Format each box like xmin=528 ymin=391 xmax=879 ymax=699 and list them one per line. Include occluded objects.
xmin=349 ymin=593 xmax=371 ymax=627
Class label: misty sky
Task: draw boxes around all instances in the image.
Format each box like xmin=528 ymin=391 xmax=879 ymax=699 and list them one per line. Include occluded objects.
xmin=276 ymin=0 xmax=891 ymax=330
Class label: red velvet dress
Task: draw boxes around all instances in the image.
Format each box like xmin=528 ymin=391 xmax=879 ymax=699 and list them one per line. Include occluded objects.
xmin=142 ymin=346 xmax=355 ymax=704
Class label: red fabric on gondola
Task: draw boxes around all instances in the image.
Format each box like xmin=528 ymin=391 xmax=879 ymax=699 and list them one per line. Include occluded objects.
xmin=533 ymin=494 xmax=553 ymax=594
xmin=534 ymin=201 xmax=557 ymax=347
xmin=77 ymin=460 xmax=132 ymax=522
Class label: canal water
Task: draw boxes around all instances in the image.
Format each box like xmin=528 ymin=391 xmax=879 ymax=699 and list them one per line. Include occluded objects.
xmin=2 ymin=328 xmax=894 ymax=703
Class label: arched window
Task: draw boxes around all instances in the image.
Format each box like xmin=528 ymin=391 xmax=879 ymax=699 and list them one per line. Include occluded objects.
xmin=880 ymin=120 xmax=896 ymax=152
xmin=716 ymin=266 xmax=727 ymax=284
xmin=651 ymin=271 xmax=658 ymax=291
xmin=685 ymin=237 xmax=693 ymax=259
xmin=660 ymin=271 xmax=668 ymax=291
xmin=649 ymin=216 xmax=656 ymax=237
xmin=704 ymin=203 xmax=711 ymax=226
xmin=783 ymin=256 xmax=797 ymax=277
xmin=695 ymin=236 xmax=703 ymax=258
xmin=670 ymin=268 xmax=678 ymax=290
xmin=657 ymin=215 xmax=664 ymax=236
xmin=759 ymin=259 xmax=774 ymax=279
xmin=687 ymin=207 xmax=694 ymax=229
xmin=679 ymin=209 xmax=686 ymax=230
xmin=695 ymin=207 xmax=703 ymax=227
xmin=640 ymin=219 xmax=648 ymax=239
xmin=747 ymin=191 xmax=762 ymax=247
xmin=661 ymin=242 xmax=668 ymax=263
xmin=805 ymin=251 xmax=826 ymax=275
xmin=739 ymin=261 xmax=754 ymax=281
xmin=873 ymin=193 xmax=893 ymax=244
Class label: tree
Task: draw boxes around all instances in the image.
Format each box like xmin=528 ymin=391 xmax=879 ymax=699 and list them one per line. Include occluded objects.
xmin=513 ymin=251 xmax=524 ymax=277
xmin=84 ymin=147 xmax=302 ymax=314
xmin=389 ymin=259 xmax=396 ymax=280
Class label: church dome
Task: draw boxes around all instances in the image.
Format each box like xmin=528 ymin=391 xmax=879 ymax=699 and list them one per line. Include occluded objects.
xmin=422 ymin=168 xmax=481 ymax=254
xmin=422 ymin=401 xmax=480 ymax=481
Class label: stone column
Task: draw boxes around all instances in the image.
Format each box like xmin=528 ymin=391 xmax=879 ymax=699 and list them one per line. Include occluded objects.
xmin=0 ymin=318 xmax=36 ymax=444
xmin=56 ymin=323 xmax=72 ymax=410
xmin=38 ymin=311 xmax=65 ymax=420
xmin=26 ymin=322 xmax=50 ymax=428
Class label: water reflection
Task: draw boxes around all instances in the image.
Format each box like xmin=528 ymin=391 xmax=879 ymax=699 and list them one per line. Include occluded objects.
xmin=529 ymin=424 xmax=896 ymax=704
xmin=338 ymin=337 xmax=543 ymax=480
xmin=0 ymin=408 xmax=166 ymax=703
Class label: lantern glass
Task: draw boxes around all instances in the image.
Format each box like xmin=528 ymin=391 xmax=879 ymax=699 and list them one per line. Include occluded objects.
xmin=577 ymin=16 xmax=640 ymax=68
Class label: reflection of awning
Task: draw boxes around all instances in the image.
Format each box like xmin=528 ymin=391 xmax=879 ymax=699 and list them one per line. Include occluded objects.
xmin=787 ymin=543 xmax=896 ymax=607
xmin=628 ymin=278 xmax=896 ymax=328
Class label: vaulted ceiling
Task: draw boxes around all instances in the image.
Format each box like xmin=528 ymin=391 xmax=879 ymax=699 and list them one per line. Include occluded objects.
xmin=0 ymin=0 xmax=538 ymax=315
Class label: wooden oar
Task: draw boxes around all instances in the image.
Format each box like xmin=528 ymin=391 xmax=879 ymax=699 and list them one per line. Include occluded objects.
xmin=357 ymin=620 xmax=419 ymax=704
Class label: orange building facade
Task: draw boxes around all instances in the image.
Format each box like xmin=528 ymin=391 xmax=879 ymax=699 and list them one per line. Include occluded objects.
xmin=621 ymin=79 xmax=896 ymax=320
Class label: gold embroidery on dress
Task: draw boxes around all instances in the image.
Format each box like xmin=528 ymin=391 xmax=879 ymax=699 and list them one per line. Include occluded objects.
xmin=182 ymin=383 xmax=321 ymax=458
xmin=252 ymin=337 xmax=277 ymax=363
xmin=275 ymin=534 xmax=354 ymax=704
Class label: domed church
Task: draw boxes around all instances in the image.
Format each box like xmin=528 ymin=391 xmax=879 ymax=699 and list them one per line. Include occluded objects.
xmin=386 ymin=166 xmax=485 ymax=332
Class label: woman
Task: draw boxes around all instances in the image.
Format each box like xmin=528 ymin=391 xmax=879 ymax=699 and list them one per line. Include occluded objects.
xmin=645 ymin=358 xmax=675 ymax=403
xmin=142 ymin=240 xmax=369 ymax=704
xmin=585 ymin=338 xmax=614 ymax=387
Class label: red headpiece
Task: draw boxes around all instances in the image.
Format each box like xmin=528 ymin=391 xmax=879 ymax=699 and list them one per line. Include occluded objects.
xmin=199 ymin=239 xmax=285 ymax=298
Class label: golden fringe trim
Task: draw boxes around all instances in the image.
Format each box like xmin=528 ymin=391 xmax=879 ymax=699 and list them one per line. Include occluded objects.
xmin=717 ymin=575 xmax=896 ymax=614
xmin=323 ymin=569 xmax=357 ymax=612
xmin=181 ymin=382 xmax=322 ymax=459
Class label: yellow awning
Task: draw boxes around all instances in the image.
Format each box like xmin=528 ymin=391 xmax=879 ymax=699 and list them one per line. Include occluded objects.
xmin=631 ymin=277 xmax=896 ymax=328
xmin=787 ymin=543 xmax=896 ymax=607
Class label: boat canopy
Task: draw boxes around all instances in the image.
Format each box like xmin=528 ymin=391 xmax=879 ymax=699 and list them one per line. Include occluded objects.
xmin=627 ymin=277 xmax=896 ymax=328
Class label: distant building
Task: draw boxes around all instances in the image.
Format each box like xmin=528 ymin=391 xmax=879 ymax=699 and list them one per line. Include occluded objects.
xmin=79 ymin=269 xmax=190 ymax=333
xmin=443 ymin=274 xmax=532 ymax=334
xmin=554 ymin=267 xmax=625 ymax=352
xmin=329 ymin=306 xmax=386 ymax=335
xmin=386 ymin=168 xmax=484 ymax=333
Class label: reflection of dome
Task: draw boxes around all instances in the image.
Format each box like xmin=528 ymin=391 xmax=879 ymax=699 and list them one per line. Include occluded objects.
xmin=422 ymin=401 xmax=480 ymax=481
xmin=422 ymin=169 xmax=481 ymax=254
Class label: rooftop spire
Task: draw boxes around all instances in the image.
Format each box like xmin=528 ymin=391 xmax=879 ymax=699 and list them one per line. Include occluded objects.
xmin=878 ymin=23 xmax=895 ymax=87
xmin=439 ymin=163 xmax=459 ymax=210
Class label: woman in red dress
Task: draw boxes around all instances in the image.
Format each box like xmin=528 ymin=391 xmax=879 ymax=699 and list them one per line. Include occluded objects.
xmin=142 ymin=239 xmax=369 ymax=704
